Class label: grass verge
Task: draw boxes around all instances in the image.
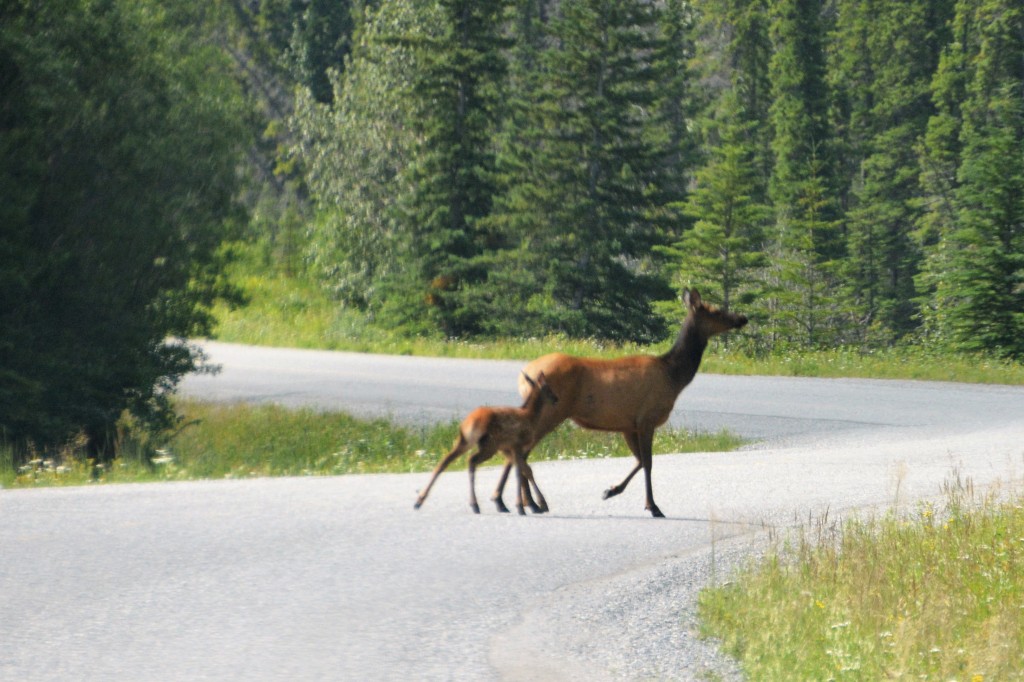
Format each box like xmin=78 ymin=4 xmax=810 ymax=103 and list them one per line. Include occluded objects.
xmin=212 ymin=267 xmax=1024 ymax=385
xmin=699 ymin=477 xmax=1024 ymax=679
xmin=2 ymin=400 xmax=743 ymax=488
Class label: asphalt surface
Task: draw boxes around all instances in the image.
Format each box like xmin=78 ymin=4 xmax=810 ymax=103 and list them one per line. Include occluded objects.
xmin=3 ymin=341 xmax=1024 ymax=681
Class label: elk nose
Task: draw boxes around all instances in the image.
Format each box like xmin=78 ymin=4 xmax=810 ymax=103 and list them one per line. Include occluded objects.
xmin=736 ymin=315 xmax=749 ymax=328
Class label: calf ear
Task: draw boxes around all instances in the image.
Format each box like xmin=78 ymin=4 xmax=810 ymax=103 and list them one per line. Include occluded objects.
xmin=683 ymin=288 xmax=702 ymax=309
xmin=521 ymin=371 xmax=538 ymax=389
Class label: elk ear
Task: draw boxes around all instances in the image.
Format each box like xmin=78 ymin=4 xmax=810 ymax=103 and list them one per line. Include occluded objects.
xmin=521 ymin=371 xmax=538 ymax=389
xmin=684 ymin=288 xmax=702 ymax=309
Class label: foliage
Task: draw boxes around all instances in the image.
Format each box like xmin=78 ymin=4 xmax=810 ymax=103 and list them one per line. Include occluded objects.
xmin=659 ymin=88 xmax=771 ymax=318
xmin=700 ymin=480 xmax=1024 ymax=679
xmin=830 ymin=0 xmax=953 ymax=343
xmin=281 ymin=0 xmax=1024 ymax=356
xmin=294 ymin=2 xmax=435 ymax=312
xmin=0 ymin=0 xmax=248 ymax=458
xmin=209 ymin=266 xmax=1024 ymax=385
xmin=477 ymin=0 xmax=674 ymax=342
xmin=916 ymin=0 xmax=1024 ymax=359
xmin=6 ymin=0 xmax=1024 ymax=460
xmin=0 ymin=400 xmax=743 ymax=488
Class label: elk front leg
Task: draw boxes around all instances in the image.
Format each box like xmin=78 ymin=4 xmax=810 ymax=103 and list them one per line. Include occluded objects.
xmin=514 ymin=455 xmax=526 ymax=516
xmin=521 ymin=446 xmax=548 ymax=512
xmin=509 ymin=452 xmax=544 ymax=514
xmin=637 ymin=428 xmax=664 ymax=518
xmin=491 ymin=459 xmax=540 ymax=513
xmin=512 ymin=451 xmax=536 ymax=516
xmin=520 ymin=459 xmax=548 ymax=513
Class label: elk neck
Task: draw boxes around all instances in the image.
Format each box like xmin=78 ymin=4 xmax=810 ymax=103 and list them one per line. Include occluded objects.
xmin=660 ymin=317 xmax=707 ymax=388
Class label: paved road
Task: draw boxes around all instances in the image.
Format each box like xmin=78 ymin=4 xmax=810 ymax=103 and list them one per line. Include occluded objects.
xmin=3 ymin=341 xmax=1024 ymax=680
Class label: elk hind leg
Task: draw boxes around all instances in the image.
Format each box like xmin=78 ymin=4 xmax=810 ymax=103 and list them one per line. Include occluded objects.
xmin=415 ymin=438 xmax=468 ymax=509
xmin=468 ymin=442 xmax=498 ymax=514
xmin=490 ymin=462 xmax=512 ymax=513
xmin=602 ymin=431 xmax=643 ymax=500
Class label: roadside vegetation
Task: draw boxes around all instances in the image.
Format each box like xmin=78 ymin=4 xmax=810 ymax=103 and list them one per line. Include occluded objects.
xmin=213 ymin=264 xmax=1024 ymax=386
xmin=1 ymin=400 xmax=742 ymax=489
xmin=700 ymin=478 xmax=1024 ymax=679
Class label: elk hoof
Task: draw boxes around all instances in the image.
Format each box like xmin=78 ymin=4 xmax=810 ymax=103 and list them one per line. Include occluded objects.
xmin=538 ymin=501 xmax=549 ymax=513
xmin=602 ymin=487 xmax=619 ymax=500
xmin=470 ymin=502 xmax=481 ymax=514
xmin=648 ymin=505 xmax=665 ymax=518
xmin=527 ymin=502 xmax=543 ymax=514
xmin=494 ymin=499 xmax=510 ymax=513
xmin=414 ymin=499 xmax=423 ymax=510
xmin=516 ymin=505 xmax=526 ymax=516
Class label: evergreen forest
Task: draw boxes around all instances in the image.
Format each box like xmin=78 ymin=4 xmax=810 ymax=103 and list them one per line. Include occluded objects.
xmin=2 ymin=0 xmax=1023 ymax=454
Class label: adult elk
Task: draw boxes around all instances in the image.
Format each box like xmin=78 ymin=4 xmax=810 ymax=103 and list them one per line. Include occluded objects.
xmin=515 ymin=289 xmax=747 ymax=517
xmin=414 ymin=372 xmax=558 ymax=515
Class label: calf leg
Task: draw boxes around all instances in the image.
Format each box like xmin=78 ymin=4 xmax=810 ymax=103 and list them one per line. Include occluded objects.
xmin=414 ymin=437 xmax=468 ymax=509
xmin=520 ymin=459 xmax=548 ymax=513
xmin=468 ymin=445 xmax=497 ymax=514
xmin=490 ymin=462 xmax=512 ymax=513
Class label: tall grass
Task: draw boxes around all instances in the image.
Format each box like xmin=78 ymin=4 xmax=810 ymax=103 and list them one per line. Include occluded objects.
xmin=699 ymin=478 xmax=1024 ymax=679
xmin=1 ymin=400 xmax=743 ymax=488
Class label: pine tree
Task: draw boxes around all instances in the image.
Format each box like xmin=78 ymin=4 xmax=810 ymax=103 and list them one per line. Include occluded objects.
xmin=648 ymin=0 xmax=699 ymax=238
xmin=667 ymin=0 xmax=772 ymax=328
xmin=659 ymin=89 xmax=770 ymax=316
xmin=692 ymin=0 xmax=773 ymax=196
xmin=387 ymin=0 xmax=510 ymax=337
xmin=831 ymin=0 xmax=954 ymax=343
xmin=766 ymin=0 xmax=844 ymax=347
xmin=485 ymin=0 xmax=671 ymax=342
xmin=297 ymin=1 xmax=508 ymax=337
xmin=918 ymin=0 xmax=1024 ymax=358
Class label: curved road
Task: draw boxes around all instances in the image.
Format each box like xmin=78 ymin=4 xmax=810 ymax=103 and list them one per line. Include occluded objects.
xmin=3 ymin=341 xmax=1024 ymax=680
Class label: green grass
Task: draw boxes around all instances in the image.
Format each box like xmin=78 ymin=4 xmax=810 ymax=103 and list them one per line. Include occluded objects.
xmin=212 ymin=265 xmax=1024 ymax=385
xmin=699 ymin=478 xmax=1024 ymax=680
xmin=1 ymin=400 xmax=743 ymax=488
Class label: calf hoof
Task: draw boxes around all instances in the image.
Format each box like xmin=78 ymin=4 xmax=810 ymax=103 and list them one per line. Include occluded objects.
xmin=414 ymin=500 xmax=423 ymax=510
xmin=516 ymin=505 xmax=526 ymax=516
xmin=602 ymin=486 xmax=620 ymax=500
xmin=493 ymin=498 xmax=510 ymax=514
xmin=648 ymin=505 xmax=665 ymax=518
xmin=470 ymin=502 xmax=481 ymax=514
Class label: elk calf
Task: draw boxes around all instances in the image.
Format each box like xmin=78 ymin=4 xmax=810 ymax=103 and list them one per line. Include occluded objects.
xmin=414 ymin=372 xmax=558 ymax=515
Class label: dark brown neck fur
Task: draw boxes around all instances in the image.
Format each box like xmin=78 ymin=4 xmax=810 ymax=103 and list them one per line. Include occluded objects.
xmin=660 ymin=317 xmax=707 ymax=388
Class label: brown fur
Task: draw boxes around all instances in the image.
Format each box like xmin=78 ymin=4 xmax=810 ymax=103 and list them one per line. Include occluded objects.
xmin=414 ymin=372 xmax=558 ymax=514
xmin=515 ymin=289 xmax=748 ymax=517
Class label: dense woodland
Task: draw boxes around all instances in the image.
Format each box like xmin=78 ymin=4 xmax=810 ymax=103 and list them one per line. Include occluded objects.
xmin=292 ymin=0 xmax=1024 ymax=355
xmin=1 ymin=0 xmax=1023 ymax=453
